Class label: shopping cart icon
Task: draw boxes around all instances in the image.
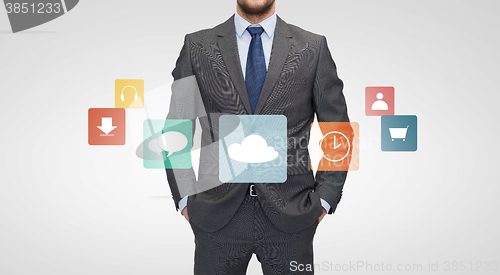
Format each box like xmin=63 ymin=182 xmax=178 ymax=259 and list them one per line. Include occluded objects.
xmin=381 ymin=115 xmax=417 ymax=152
xmin=389 ymin=126 xmax=409 ymax=141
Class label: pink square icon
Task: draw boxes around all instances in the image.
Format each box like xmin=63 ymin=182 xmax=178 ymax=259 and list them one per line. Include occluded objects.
xmin=365 ymin=87 xmax=395 ymax=116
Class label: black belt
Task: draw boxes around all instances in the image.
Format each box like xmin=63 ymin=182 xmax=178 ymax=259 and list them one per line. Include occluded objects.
xmin=249 ymin=184 xmax=257 ymax=197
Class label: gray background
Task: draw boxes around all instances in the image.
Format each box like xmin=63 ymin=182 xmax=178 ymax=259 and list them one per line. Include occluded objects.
xmin=1 ymin=0 xmax=499 ymax=274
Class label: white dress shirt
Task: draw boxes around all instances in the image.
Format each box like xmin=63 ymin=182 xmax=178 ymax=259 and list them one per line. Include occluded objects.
xmin=178 ymin=13 xmax=331 ymax=215
xmin=234 ymin=12 xmax=276 ymax=77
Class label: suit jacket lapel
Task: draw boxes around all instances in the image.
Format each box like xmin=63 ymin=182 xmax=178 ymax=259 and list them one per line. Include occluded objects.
xmin=217 ymin=15 xmax=252 ymax=114
xmin=254 ymin=16 xmax=293 ymax=115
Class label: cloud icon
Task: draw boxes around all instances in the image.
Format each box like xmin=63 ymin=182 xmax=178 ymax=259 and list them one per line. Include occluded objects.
xmin=228 ymin=135 xmax=279 ymax=163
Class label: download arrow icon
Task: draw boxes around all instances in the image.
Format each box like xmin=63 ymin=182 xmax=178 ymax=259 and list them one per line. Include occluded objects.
xmin=97 ymin=117 xmax=117 ymax=135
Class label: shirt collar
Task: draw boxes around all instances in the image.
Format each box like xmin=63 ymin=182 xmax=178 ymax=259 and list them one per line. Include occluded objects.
xmin=234 ymin=12 xmax=277 ymax=38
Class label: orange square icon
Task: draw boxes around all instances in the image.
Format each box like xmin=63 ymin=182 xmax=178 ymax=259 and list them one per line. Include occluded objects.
xmin=88 ymin=108 xmax=126 ymax=145
xmin=315 ymin=122 xmax=359 ymax=171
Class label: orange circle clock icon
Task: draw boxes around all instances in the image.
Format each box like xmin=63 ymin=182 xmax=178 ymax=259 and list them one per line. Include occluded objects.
xmin=319 ymin=131 xmax=351 ymax=162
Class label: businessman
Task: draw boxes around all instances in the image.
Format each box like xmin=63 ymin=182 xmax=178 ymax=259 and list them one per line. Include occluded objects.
xmin=166 ymin=0 xmax=350 ymax=274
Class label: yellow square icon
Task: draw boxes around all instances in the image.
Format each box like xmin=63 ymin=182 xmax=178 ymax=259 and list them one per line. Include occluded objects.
xmin=115 ymin=79 xmax=144 ymax=109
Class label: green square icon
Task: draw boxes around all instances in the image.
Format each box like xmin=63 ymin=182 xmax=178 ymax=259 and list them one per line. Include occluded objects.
xmin=143 ymin=119 xmax=192 ymax=169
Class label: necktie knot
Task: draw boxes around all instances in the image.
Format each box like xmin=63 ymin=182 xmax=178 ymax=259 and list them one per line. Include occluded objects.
xmin=247 ymin=26 xmax=264 ymax=37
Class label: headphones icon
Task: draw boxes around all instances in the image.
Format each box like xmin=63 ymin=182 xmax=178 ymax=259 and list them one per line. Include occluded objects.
xmin=120 ymin=85 xmax=138 ymax=102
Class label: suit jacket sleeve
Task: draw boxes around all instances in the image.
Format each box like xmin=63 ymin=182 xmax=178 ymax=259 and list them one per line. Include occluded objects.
xmin=165 ymin=34 xmax=198 ymax=210
xmin=313 ymin=36 xmax=351 ymax=214
xmin=172 ymin=35 xmax=194 ymax=80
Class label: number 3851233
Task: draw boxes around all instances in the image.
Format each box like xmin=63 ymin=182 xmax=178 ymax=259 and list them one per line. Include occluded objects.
xmin=5 ymin=2 xmax=63 ymax=14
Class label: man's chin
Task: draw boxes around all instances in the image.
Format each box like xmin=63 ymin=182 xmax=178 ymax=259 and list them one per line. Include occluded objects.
xmin=238 ymin=0 xmax=275 ymax=16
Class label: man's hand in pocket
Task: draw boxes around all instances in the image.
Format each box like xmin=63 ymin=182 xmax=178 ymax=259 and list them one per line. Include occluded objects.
xmin=319 ymin=207 xmax=327 ymax=224
xmin=182 ymin=207 xmax=189 ymax=222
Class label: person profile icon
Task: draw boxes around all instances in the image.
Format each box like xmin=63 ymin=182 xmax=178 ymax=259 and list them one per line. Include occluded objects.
xmin=365 ymin=86 xmax=394 ymax=116
xmin=371 ymin=92 xmax=389 ymax=111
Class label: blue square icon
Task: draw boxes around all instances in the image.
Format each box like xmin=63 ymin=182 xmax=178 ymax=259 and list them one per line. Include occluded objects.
xmin=381 ymin=115 xmax=417 ymax=152
xmin=219 ymin=115 xmax=287 ymax=183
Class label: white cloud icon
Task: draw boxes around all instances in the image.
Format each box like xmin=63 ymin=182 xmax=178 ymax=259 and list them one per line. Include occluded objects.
xmin=228 ymin=135 xmax=279 ymax=163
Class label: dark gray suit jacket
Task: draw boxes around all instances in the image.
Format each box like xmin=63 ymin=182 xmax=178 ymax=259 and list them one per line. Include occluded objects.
xmin=166 ymin=15 xmax=350 ymax=233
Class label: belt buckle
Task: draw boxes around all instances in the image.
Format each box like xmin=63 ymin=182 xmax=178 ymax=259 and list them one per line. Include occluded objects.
xmin=249 ymin=184 xmax=257 ymax=197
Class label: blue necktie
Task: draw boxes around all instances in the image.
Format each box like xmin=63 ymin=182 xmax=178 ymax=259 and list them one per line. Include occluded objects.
xmin=245 ymin=26 xmax=267 ymax=114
